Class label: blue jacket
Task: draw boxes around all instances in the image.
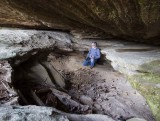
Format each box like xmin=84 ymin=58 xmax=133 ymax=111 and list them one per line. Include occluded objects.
xmin=87 ymin=48 xmax=101 ymax=59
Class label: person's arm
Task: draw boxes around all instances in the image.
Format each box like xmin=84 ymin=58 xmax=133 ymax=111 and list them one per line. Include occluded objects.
xmin=86 ymin=49 xmax=91 ymax=59
xmin=95 ymin=49 xmax=101 ymax=59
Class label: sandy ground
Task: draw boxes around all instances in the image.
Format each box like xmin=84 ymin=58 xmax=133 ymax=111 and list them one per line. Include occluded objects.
xmin=48 ymin=52 xmax=155 ymax=121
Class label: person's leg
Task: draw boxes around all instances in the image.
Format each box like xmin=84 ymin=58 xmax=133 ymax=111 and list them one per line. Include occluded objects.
xmin=90 ymin=59 xmax=96 ymax=68
xmin=83 ymin=59 xmax=90 ymax=66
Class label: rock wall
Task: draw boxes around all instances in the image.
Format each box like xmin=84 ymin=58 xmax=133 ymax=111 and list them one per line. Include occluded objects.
xmin=0 ymin=28 xmax=73 ymax=61
xmin=0 ymin=0 xmax=160 ymax=43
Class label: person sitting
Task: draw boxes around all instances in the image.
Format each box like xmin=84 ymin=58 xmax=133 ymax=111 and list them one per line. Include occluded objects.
xmin=83 ymin=42 xmax=101 ymax=69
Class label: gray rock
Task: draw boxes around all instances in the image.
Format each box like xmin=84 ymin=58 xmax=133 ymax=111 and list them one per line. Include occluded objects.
xmin=67 ymin=114 xmax=114 ymax=121
xmin=0 ymin=105 xmax=115 ymax=121
xmin=79 ymin=95 xmax=93 ymax=106
xmin=93 ymin=104 xmax=101 ymax=109
xmin=0 ymin=105 xmax=69 ymax=121
xmin=0 ymin=29 xmax=72 ymax=61
xmin=127 ymin=118 xmax=147 ymax=121
xmin=101 ymin=41 xmax=160 ymax=75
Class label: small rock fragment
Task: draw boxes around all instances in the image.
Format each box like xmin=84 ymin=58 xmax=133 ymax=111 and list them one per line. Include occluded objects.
xmin=80 ymin=95 xmax=93 ymax=106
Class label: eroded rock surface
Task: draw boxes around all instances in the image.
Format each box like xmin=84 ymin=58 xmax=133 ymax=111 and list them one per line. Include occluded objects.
xmin=0 ymin=105 xmax=116 ymax=121
xmin=0 ymin=0 xmax=160 ymax=43
xmin=0 ymin=28 xmax=73 ymax=61
xmin=0 ymin=105 xmax=69 ymax=121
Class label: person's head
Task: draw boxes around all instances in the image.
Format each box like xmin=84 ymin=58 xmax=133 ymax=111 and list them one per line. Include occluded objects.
xmin=91 ymin=42 xmax=97 ymax=49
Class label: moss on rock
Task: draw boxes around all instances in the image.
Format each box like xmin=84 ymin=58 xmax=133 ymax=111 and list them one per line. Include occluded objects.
xmin=128 ymin=60 xmax=160 ymax=121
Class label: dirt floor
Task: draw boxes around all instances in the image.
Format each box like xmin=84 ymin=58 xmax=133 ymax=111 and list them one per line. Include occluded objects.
xmin=48 ymin=52 xmax=155 ymax=121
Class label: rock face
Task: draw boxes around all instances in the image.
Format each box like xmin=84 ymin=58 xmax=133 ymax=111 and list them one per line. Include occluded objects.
xmin=0 ymin=0 xmax=160 ymax=43
xmin=0 ymin=28 xmax=72 ymax=61
xmin=0 ymin=105 xmax=69 ymax=121
xmin=0 ymin=105 xmax=114 ymax=121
